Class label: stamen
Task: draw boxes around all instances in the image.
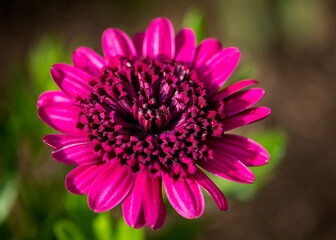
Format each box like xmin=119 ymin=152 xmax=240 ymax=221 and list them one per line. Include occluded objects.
xmin=77 ymin=56 xmax=224 ymax=179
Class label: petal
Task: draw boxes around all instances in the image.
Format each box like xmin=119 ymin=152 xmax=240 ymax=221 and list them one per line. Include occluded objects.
xmin=52 ymin=142 xmax=101 ymax=165
xmin=65 ymin=163 xmax=107 ymax=194
xmin=221 ymin=107 xmax=271 ymax=131
xmin=162 ymin=173 xmax=204 ymax=219
xmin=38 ymin=103 xmax=86 ymax=137
xmin=216 ymin=134 xmax=269 ymax=166
xmin=142 ymin=171 xmax=166 ymax=230
xmin=198 ymin=47 xmax=240 ymax=96
xmin=174 ymin=28 xmax=196 ymax=65
xmin=211 ymin=79 xmax=258 ymax=101
xmin=88 ymin=163 xmax=135 ymax=212
xmin=154 ymin=200 xmax=166 ymax=230
xmin=37 ymin=91 xmax=72 ymax=109
xmin=200 ymin=140 xmax=255 ymax=183
xmin=190 ymin=168 xmax=228 ymax=211
xmin=133 ymin=32 xmax=145 ymax=58
xmin=102 ymin=28 xmax=136 ymax=59
xmin=192 ymin=38 xmax=223 ymax=71
xmin=122 ymin=172 xmax=146 ymax=229
xmin=72 ymin=47 xmax=106 ymax=76
xmin=43 ymin=134 xmax=87 ymax=149
xmin=51 ymin=63 xmax=92 ymax=99
xmin=224 ymin=88 xmax=265 ymax=117
xmin=143 ymin=17 xmax=175 ymax=61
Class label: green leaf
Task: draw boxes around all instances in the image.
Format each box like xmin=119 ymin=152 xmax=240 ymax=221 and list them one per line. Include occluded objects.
xmin=209 ymin=129 xmax=287 ymax=201
xmin=53 ymin=219 xmax=86 ymax=240
xmin=92 ymin=213 xmax=114 ymax=240
xmin=182 ymin=7 xmax=207 ymax=44
xmin=115 ymin=218 xmax=145 ymax=240
xmin=0 ymin=173 xmax=19 ymax=223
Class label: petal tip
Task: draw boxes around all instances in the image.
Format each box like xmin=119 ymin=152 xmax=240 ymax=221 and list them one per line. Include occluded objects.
xmin=144 ymin=17 xmax=175 ymax=60
xmin=151 ymin=17 xmax=172 ymax=24
xmin=42 ymin=135 xmax=56 ymax=149
xmin=260 ymin=107 xmax=271 ymax=116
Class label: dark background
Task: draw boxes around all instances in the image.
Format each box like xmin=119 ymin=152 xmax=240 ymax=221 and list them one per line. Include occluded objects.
xmin=1 ymin=0 xmax=336 ymax=239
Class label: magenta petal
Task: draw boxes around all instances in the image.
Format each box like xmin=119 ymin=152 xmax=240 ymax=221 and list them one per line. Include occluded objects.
xmin=192 ymin=38 xmax=223 ymax=71
xmin=143 ymin=17 xmax=175 ymax=61
xmin=200 ymin=139 xmax=255 ymax=183
xmin=215 ymin=134 xmax=270 ymax=166
xmin=154 ymin=200 xmax=166 ymax=230
xmin=174 ymin=28 xmax=196 ymax=65
xmin=37 ymin=91 xmax=72 ymax=109
xmin=72 ymin=47 xmax=106 ymax=76
xmin=198 ymin=47 xmax=240 ymax=96
xmin=88 ymin=163 xmax=135 ymax=212
xmin=65 ymin=163 xmax=107 ymax=194
xmin=133 ymin=32 xmax=145 ymax=58
xmin=51 ymin=63 xmax=92 ymax=99
xmin=102 ymin=28 xmax=136 ymax=59
xmin=162 ymin=173 xmax=204 ymax=219
xmin=122 ymin=172 xmax=146 ymax=229
xmin=190 ymin=168 xmax=228 ymax=211
xmin=38 ymin=103 xmax=86 ymax=137
xmin=52 ymin=142 xmax=101 ymax=165
xmin=211 ymin=79 xmax=258 ymax=101
xmin=221 ymin=107 xmax=271 ymax=131
xmin=224 ymin=88 xmax=265 ymax=117
xmin=142 ymin=171 xmax=166 ymax=230
xmin=43 ymin=134 xmax=87 ymax=149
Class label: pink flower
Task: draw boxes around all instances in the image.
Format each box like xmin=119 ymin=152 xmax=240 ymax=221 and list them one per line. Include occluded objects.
xmin=38 ymin=17 xmax=270 ymax=230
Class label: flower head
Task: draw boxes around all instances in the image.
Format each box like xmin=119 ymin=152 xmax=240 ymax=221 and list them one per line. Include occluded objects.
xmin=38 ymin=17 xmax=270 ymax=229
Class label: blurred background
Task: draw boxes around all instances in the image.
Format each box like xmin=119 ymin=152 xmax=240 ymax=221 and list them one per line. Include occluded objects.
xmin=0 ymin=0 xmax=335 ymax=239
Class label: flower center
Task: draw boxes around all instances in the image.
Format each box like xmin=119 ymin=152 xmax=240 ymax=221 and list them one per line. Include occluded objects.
xmin=77 ymin=56 xmax=225 ymax=178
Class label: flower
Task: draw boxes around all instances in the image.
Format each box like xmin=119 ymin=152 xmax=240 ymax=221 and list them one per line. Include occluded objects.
xmin=38 ymin=17 xmax=270 ymax=230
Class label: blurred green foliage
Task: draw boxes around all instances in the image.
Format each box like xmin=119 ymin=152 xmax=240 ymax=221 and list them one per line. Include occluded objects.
xmin=0 ymin=35 xmax=70 ymax=238
xmin=0 ymin=173 xmax=19 ymax=224
xmin=182 ymin=7 xmax=207 ymax=44
xmin=28 ymin=35 xmax=66 ymax=93
xmin=115 ymin=218 xmax=145 ymax=240
xmin=93 ymin=213 xmax=114 ymax=240
xmin=54 ymin=219 xmax=86 ymax=240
